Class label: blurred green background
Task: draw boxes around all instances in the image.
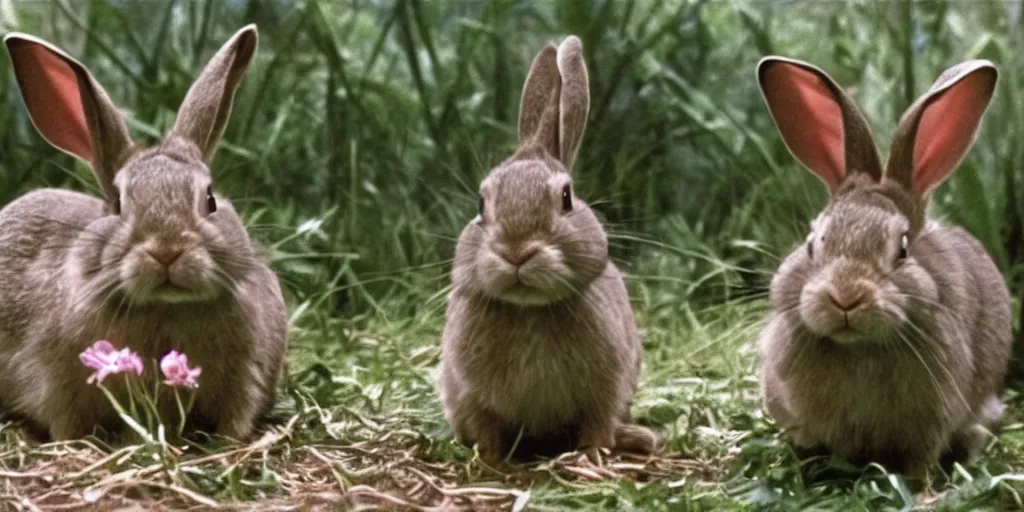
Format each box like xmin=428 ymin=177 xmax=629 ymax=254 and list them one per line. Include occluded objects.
xmin=0 ymin=0 xmax=1021 ymax=354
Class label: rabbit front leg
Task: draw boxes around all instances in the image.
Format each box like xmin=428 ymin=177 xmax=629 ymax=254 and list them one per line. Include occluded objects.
xmin=577 ymin=411 xmax=618 ymax=465
xmin=43 ymin=374 xmax=111 ymax=441
xmin=469 ymin=408 xmax=514 ymax=465
xmin=441 ymin=375 xmax=514 ymax=465
xmin=48 ymin=413 xmax=94 ymax=441
xmin=196 ymin=364 xmax=264 ymax=441
xmin=761 ymin=356 xmax=817 ymax=448
xmin=213 ymin=404 xmax=260 ymax=440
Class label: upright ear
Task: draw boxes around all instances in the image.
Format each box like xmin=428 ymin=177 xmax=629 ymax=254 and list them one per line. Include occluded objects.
xmin=555 ymin=36 xmax=590 ymax=172
xmin=885 ymin=60 xmax=997 ymax=196
xmin=517 ymin=43 xmax=560 ymax=161
xmin=516 ymin=36 xmax=591 ymax=173
xmin=5 ymin=33 xmax=134 ymax=200
xmin=169 ymin=24 xmax=258 ymax=164
xmin=757 ymin=57 xmax=882 ymax=193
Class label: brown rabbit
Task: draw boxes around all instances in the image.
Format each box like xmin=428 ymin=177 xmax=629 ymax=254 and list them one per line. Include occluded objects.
xmin=0 ymin=26 xmax=287 ymax=441
xmin=756 ymin=56 xmax=1011 ymax=475
xmin=438 ymin=36 xmax=659 ymax=464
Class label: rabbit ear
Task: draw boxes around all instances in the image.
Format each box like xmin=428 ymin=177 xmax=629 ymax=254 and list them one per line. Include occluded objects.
xmin=516 ymin=36 xmax=591 ymax=172
xmin=757 ymin=57 xmax=882 ymax=193
xmin=885 ymin=60 xmax=997 ymax=196
xmin=169 ymin=25 xmax=257 ymax=164
xmin=5 ymin=33 xmax=134 ymax=200
xmin=556 ymin=36 xmax=589 ymax=172
xmin=517 ymin=43 xmax=561 ymax=161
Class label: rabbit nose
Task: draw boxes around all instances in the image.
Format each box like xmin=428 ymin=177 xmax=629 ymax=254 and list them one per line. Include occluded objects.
xmin=828 ymin=290 xmax=866 ymax=312
xmin=148 ymin=249 xmax=183 ymax=266
xmin=499 ymin=246 xmax=539 ymax=267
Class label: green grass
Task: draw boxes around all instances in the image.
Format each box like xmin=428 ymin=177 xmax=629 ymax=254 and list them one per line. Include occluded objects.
xmin=0 ymin=0 xmax=1023 ymax=509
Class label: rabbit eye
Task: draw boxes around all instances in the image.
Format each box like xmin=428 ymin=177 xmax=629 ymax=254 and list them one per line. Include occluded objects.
xmin=206 ymin=186 xmax=217 ymax=214
xmin=561 ymin=184 xmax=573 ymax=213
xmin=806 ymin=240 xmax=814 ymax=260
xmin=206 ymin=187 xmax=217 ymax=213
xmin=898 ymin=234 xmax=909 ymax=260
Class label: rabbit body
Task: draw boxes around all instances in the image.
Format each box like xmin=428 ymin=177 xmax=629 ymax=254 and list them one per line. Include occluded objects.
xmin=441 ymin=186 xmax=641 ymax=459
xmin=442 ymin=266 xmax=641 ymax=458
xmin=0 ymin=185 xmax=285 ymax=440
xmin=440 ymin=37 xmax=656 ymax=462
xmin=756 ymin=57 xmax=1011 ymax=474
xmin=1 ymin=27 xmax=287 ymax=441
xmin=760 ymin=186 xmax=1011 ymax=473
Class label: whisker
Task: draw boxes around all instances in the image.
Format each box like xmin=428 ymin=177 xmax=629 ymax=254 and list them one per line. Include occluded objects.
xmin=899 ymin=318 xmax=971 ymax=412
xmin=892 ymin=291 xmax=957 ymax=317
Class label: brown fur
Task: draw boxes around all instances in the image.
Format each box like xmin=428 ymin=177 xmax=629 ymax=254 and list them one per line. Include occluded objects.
xmin=756 ymin=57 xmax=1011 ymax=475
xmin=439 ymin=36 xmax=658 ymax=463
xmin=0 ymin=26 xmax=287 ymax=441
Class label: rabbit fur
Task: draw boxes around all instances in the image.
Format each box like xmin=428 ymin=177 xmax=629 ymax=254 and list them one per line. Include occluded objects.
xmin=439 ymin=36 xmax=658 ymax=464
xmin=0 ymin=25 xmax=287 ymax=441
xmin=756 ymin=56 xmax=1011 ymax=475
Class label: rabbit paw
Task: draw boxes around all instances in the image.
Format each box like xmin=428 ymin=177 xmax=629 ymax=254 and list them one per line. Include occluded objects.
xmin=578 ymin=420 xmax=615 ymax=465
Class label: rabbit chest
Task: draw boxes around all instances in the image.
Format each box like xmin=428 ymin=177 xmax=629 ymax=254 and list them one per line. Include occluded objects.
xmin=782 ymin=337 xmax=973 ymax=459
xmin=456 ymin=298 xmax=630 ymax=433
xmin=18 ymin=296 xmax=260 ymax=429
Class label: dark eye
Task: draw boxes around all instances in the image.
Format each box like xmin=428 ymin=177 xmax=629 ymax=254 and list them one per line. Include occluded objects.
xmin=807 ymin=240 xmax=814 ymax=260
xmin=207 ymin=186 xmax=217 ymax=214
xmin=898 ymin=234 xmax=909 ymax=260
xmin=561 ymin=184 xmax=573 ymax=213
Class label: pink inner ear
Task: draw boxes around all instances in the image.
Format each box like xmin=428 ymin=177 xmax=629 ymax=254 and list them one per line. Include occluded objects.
xmin=912 ymin=72 xmax=992 ymax=195
xmin=762 ymin=63 xmax=845 ymax=190
xmin=12 ymin=43 xmax=93 ymax=162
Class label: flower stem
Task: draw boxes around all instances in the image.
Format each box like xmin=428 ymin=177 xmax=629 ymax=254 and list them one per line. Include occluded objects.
xmin=174 ymin=388 xmax=188 ymax=437
xmin=97 ymin=383 xmax=154 ymax=444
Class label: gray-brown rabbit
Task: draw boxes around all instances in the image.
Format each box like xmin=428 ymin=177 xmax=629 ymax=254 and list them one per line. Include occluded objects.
xmin=756 ymin=56 xmax=1012 ymax=475
xmin=439 ymin=36 xmax=658 ymax=464
xmin=0 ymin=26 xmax=287 ymax=441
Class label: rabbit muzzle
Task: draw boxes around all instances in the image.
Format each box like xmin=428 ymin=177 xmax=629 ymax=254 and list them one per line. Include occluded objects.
xmin=798 ymin=258 xmax=901 ymax=344
xmin=478 ymin=239 xmax=574 ymax=306
xmin=120 ymin=233 xmax=220 ymax=304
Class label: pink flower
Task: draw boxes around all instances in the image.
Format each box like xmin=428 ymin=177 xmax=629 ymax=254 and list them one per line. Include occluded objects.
xmin=80 ymin=340 xmax=144 ymax=384
xmin=160 ymin=350 xmax=202 ymax=389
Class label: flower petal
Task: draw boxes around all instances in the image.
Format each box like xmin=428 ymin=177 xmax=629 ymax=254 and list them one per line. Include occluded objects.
xmin=80 ymin=340 xmax=119 ymax=371
xmin=161 ymin=351 xmax=201 ymax=388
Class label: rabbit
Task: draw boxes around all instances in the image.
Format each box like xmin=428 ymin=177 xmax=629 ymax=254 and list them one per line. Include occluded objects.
xmin=0 ymin=25 xmax=288 ymax=442
xmin=439 ymin=35 xmax=659 ymax=465
xmin=755 ymin=56 xmax=1011 ymax=475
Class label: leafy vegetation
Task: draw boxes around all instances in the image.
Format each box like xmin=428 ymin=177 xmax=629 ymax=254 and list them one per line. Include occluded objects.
xmin=0 ymin=0 xmax=1022 ymax=509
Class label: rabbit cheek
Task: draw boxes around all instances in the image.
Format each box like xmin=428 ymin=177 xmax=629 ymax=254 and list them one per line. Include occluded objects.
xmin=874 ymin=281 xmax=910 ymax=327
xmin=120 ymin=251 xmax=162 ymax=296
xmin=476 ymin=249 xmax=519 ymax=299
xmin=891 ymin=262 xmax=940 ymax=313
xmin=799 ymin=282 xmax=847 ymax=337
